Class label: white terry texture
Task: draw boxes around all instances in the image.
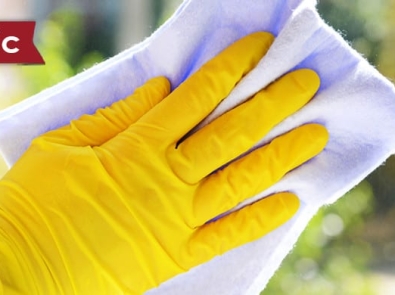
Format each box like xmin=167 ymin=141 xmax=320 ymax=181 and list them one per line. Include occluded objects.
xmin=1 ymin=0 xmax=395 ymax=294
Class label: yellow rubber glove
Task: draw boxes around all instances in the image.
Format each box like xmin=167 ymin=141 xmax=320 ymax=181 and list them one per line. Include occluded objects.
xmin=0 ymin=32 xmax=328 ymax=295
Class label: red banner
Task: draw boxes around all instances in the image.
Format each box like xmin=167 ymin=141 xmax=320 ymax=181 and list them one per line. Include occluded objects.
xmin=0 ymin=21 xmax=44 ymax=64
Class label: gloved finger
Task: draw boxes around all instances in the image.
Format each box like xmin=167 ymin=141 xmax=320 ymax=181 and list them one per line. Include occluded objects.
xmin=36 ymin=77 xmax=170 ymax=147
xmin=187 ymin=192 xmax=299 ymax=265
xmin=192 ymin=124 xmax=328 ymax=226
xmin=136 ymin=32 xmax=274 ymax=145
xmin=169 ymin=69 xmax=320 ymax=184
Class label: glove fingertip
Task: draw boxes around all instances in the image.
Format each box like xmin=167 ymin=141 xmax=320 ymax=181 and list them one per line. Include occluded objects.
xmin=274 ymin=192 xmax=301 ymax=217
xmin=145 ymin=76 xmax=171 ymax=97
xmin=292 ymin=68 xmax=321 ymax=94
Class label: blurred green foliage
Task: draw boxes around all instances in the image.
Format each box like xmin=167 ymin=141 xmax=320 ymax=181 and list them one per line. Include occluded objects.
xmin=18 ymin=9 xmax=105 ymax=100
xmin=317 ymin=0 xmax=387 ymax=65
xmin=262 ymin=181 xmax=376 ymax=294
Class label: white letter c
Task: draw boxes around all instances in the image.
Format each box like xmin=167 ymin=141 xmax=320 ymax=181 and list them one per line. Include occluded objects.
xmin=2 ymin=36 xmax=20 ymax=54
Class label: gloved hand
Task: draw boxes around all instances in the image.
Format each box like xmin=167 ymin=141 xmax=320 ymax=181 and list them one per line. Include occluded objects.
xmin=0 ymin=32 xmax=328 ymax=295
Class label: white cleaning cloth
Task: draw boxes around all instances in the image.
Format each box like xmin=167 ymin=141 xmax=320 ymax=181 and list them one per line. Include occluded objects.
xmin=1 ymin=0 xmax=395 ymax=294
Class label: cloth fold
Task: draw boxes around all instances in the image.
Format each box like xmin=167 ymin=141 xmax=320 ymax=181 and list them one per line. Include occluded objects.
xmin=1 ymin=0 xmax=395 ymax=294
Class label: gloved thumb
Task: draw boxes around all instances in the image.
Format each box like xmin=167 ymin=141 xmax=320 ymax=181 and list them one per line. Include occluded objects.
xmin=35 ymin=77 xmax=170 ymax=147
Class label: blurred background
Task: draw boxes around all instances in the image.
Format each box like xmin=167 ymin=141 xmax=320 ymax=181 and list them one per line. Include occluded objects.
xmin=0 ymin=0 xmax=394 ymax=294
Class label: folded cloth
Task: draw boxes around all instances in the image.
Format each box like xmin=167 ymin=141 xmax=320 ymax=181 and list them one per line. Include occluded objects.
xmin=1 ymin=0 xmax=395 ymax=294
